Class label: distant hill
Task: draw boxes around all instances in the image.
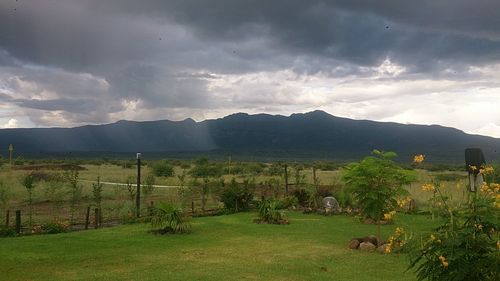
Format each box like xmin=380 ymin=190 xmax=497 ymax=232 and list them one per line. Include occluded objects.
xmin=1 ymin=110 xmax=499 ymax=162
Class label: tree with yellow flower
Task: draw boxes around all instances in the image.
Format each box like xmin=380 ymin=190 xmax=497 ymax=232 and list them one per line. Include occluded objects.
xmin=407 ymin=159 xmax=499 ymax=281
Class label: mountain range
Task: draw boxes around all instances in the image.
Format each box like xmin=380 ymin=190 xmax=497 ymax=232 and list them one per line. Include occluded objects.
xmin=1 ymin=110 xmax=499 ymax=162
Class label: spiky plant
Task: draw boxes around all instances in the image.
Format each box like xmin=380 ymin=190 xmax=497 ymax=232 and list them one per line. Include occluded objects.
xmin=151 ymin=203 xmax=191 ymax=234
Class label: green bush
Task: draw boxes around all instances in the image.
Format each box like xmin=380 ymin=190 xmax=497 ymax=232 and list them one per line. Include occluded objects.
xmin=291 ymin=189 xmax=310 ymax=206
xmin=189 ymin=158 xmax=223 ymax=178
xmin=341 ymin=150 xmax=415 ymax=221
xmin=220 ymin=178 xmax=254 ymax=212
xmin=279 ymin=196 xmax=299 ymax=209
xmin=257 ymin=199 xmax=288 ymax=224
xmin=151 ymin=203 xmax=191 ymax=234
xmin=406 ymin=182 xmax=500 ymax=281
xmin=42 ymin=221 xmax=69 ymax=234
xmin=0 ymin=226 xmax=16 ymax=237
xmin=151 ymin=160 xmax=174 ymax=177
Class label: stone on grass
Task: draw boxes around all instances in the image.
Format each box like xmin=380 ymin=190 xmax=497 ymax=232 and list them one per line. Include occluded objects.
xmin=348 ymin=239 xmax=360 ymax=249
xmin=322 ymin=197 xmax=340 ymax=214
xmin=377 ymin=243 xmax=389 ymax=254
xmin=362 ymin=235 xmax=379 ymax=246
xmin=359 ymin=242 xmax=376 ymax=251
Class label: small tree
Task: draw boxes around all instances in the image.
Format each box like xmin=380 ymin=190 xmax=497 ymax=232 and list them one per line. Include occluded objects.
xmin=22 ymin=173 xmax=36 ymax=228
xmin=92 ymin=176 xmax=104 ymax=223
xmin=151 ymin=160 xmax=174 ymax=177
xmin=64 ymin=169 xmax=82 ymax=228
xmin=341 ymin=150 xmax=415 ymax=238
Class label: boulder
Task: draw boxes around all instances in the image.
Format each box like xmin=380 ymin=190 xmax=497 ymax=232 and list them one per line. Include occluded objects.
xmin=359 ymin=242 xmax=376 ymax=251
xmin=322 ymin=197 xmax=340 ymax=214
xmin=362 ymin=235 xmax=379 ymax=246
xmin=348 ymin=239 xmax=360 ymax=249
xmin=377 ymin=243 xmax=389 ymax=254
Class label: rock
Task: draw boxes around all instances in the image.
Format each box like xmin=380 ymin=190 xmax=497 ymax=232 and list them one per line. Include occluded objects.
xmin=377 ymin=243 xmax=389 ymax=254
xmin=348 ymin=239 xmax=360 ymax=249
xmin=362 ymin=235 xmax=379 ymax=246
xmin=322 ymin=197 xmax=340 ymax=213
xmin=359 ymin=242 xmax=376 ymax=251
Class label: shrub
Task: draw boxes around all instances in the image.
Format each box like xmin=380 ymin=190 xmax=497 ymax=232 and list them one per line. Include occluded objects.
xmin=220 ymin=178 xmax=254 ymax=212
xmin=42 ymin=221 xmax=69 ymax=234
xmin=151 ymin=160 xmax=174 ymax=177
xmin=341 ymin=150 xmax=415 ymax=222
xmin=257 ymin=199 xmax=288 ymax=224
xmin=279 ymin=196 xmax=299 ymax=209
xmin=291 ymin=189 xmax=310 ymax=206
xmin=151 ymin=203 xmax=191 ymax=234
xmin=405 ymin=182 xmax=500 ymax=281
xmin=0 ymin=226 xmax=16 ymax=237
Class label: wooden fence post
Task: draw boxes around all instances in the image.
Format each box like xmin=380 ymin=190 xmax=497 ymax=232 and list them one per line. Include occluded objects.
xmin=191 ymin=201 xmax=194 ymax=215
xmin=5 ymin=210 xmax=9 ymax=227
xmin=85 ymin=206 xmax=90 ymax=230
xmin=94 ymin=208 xmax=99 ymax=229
xmin=15 ymin=210 xmax=21 ymax=234
xmin=284 ymin=164 xmax=289 ymax=197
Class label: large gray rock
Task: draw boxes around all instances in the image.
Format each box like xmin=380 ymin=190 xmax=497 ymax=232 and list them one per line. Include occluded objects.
xmin=322 ymin=197 xmax=340 ymax=214
xmin=359 ymin=242 xmax=376 ymax=251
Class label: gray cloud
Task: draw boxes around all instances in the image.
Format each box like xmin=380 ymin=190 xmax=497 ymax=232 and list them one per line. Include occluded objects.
xmin=1 ymin=0 xmax=500 ymax=136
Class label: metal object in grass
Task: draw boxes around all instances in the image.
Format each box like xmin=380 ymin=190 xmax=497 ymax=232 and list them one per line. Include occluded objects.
xmin=465 ymin=148 xmax=485 ymax=192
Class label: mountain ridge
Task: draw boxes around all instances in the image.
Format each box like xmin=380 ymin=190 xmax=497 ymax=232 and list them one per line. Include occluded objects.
xmin=0 ymin=110 xmax=498 ymax=162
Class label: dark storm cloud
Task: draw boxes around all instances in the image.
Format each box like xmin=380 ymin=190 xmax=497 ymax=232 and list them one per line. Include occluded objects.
xmin=1 ymin=0 xmax=500 ymax=129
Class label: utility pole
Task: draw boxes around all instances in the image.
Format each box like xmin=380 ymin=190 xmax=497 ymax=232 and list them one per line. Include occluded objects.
xmin=136 ymin=153 xmax=141 ymax=218
xmin=8 ymin=144 xmax=13 ymax=166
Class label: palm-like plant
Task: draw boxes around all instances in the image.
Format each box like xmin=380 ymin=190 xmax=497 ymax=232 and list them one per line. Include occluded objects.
xmin=258 ymin=199 xmax=288 ymax=224
xmin=151 ymin=203 xmax=191 ymax=234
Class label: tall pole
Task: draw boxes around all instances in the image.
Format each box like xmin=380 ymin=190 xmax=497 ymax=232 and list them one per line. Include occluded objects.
xmin=284 ymin=164 xmax=289 ymax=197
xmin=136 ymin=153 xmax=141 ymax=218
xmin=8 ymin=144 xmax=13 ymax=166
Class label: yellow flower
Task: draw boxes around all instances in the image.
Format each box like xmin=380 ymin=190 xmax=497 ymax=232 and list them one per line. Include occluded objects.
xmin=422 ymin=183 xmax=435 ymax=192
xmin=413 ymin=154 xmax=425 ymax=164
xmin=479 ymin=165 xmax=494 ymax=175
xmin=385 ymin=211 xmax=396 ymax=220
xmin=439 ymin=255 xmax=449 ymax=269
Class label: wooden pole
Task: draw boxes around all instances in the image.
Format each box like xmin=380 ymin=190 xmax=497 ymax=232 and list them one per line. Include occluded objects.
xmin=15 ymin=210 xmax=21 ymax=234
xmin=284 ymin=164 xmax=289 ymax=197
xmin=5 ymin=210 xmax=9 ymax=227
xmin=136 ymin=153 xmax=141 ymax=218
xmin=85 ymin=206 xmax=90 ymax=230
xmin=191 ymin=201 xmax=194 ymax=215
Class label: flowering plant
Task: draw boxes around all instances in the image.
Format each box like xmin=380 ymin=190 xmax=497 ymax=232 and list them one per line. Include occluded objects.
xmin=406 ymin=158 xmax=499 ymax=281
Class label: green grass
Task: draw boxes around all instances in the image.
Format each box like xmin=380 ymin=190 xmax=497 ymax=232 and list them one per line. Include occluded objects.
xmin=0 ymin=212 xmax=437 ymax=281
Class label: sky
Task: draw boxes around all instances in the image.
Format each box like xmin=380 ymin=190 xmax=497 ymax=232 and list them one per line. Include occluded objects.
xmin=1 ymin=0 xmax=500 ymax=137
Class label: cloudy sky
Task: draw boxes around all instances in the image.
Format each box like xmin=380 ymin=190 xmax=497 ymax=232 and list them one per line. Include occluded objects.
xmin=1 ymin=0 xmax=500 ymax=137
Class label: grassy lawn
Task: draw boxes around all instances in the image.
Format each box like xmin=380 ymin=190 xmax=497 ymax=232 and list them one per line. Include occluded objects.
xmin=0 ymin=212 xmax=437 ymax=281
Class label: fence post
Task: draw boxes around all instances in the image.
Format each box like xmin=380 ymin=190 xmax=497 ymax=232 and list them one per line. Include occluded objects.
xmin=5 ymin=210 xmax=9 ymax=227
xmin=15 ymin=210 xmax=21 ymax=234
xmin=85 ymin=206 xmax=90 ymax=230
xmin=136 ymin=153 xmax=141 ymax=218
xmin=284 ymin=164 xmax=289 ymax=197
xmin=191 ymin=201 xmax=194 ymax=215
xmin=149 ymin=201 xmax=154 ymax=217
xmin=94 ymin=208 xmax=99 ymax=229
